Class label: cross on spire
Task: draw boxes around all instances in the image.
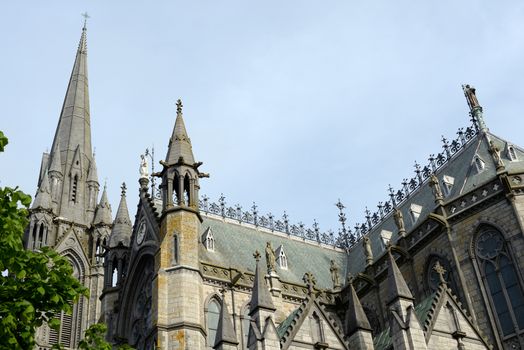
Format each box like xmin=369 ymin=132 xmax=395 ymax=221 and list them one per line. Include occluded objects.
xmin=176 ymin=99 xmax=183 ymax=115
xmin=253 ymin=250 xmax=261 ymax=261
xmin=121 ymin=182 xmax=127 ymax=196
xmin=303 ymin=272 xmax=317 ymax=293
xmin=81 ymin=12 xmax=90 ymax=29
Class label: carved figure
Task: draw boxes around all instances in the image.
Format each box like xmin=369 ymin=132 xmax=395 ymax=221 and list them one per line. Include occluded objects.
xmin=393 ymin=208 xmax=405 ymax=234
xmin=363 ymin=236 xmax=373 ymax=266
xmin=489 ymin=140 xmax=504 ymax=169
xmin=429 ymin=173 xmax=443 ymax=200
xmin=463 ymin=84 xmax=480 ymax=109
xmin=330 ymin=260 xmax=341 ymax=288
xmin=265 ymin=242 xmax=276 ymax=272
xmin=139 ymin=154 xmax=149 ymax=179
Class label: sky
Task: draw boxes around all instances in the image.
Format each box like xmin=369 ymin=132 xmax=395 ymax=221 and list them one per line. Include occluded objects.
xmin=2 ymin=1 xmax=524 ymax=235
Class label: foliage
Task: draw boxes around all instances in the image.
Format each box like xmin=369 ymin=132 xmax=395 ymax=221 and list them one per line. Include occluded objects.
xmin=78 ymin=323 xmax=112 ymax=350
xmin=0 ymin=132 xmax=88 ymax=349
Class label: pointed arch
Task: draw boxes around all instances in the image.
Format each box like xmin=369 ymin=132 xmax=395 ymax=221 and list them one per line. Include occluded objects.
xmin=473 ymin=224 xmax=524 ymax=337
xmin=204 ymin=293 xmax=223 ymax=348
xmin=240 ymin=301 xmax=251 ymax=350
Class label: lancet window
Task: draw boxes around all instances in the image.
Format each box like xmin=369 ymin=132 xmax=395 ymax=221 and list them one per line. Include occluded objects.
xmin=206 ymin=298 xmax=221 ymax=348
xmin=475 ymin=226 xmax=524 ymax=336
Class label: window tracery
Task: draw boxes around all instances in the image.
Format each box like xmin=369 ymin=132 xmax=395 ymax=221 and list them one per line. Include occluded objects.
xmin=476 ymin=227 xmax=524 ymax=336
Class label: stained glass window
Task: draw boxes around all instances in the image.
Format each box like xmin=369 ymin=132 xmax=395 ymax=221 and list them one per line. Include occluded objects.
xmin=476 ymin=227 xmax=524 ymax=336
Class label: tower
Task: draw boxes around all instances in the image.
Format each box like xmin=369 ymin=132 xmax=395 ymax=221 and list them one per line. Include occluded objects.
xmin=26 ymin=23 xmax=108 ymax=349
xmin=154 ymin=99 xmax=207 ymax=349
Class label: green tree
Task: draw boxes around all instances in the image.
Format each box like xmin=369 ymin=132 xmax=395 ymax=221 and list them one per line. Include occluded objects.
xmin=0 ymin=131 xmax=88 ymax=349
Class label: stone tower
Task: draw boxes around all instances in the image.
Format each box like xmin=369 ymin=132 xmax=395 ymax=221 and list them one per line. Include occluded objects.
xmin=27 ymin=23 xmax=109 ymax=349
xmin=154 ymin=99 xmax=207 ymax=349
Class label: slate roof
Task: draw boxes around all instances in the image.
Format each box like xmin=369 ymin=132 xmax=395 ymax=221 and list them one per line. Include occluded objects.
xmin=347 ymin=130 xmax=524 ymax=275
xmin=199 ymin=214 xmax=347 ymax=289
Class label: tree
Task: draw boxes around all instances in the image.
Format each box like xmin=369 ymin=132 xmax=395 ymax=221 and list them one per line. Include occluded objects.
xmin=53 ymin=323 xmax=134 ymax=350
xmin=0 ymin=131 xmax=88 ymax=349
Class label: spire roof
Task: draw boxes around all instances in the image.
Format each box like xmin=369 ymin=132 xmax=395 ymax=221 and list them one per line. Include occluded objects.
xmin=249 ymin=250 xmax=276 ymax=315
xmin=32 ymin=170 xmax=52 ymax=210
xmin=346 ymin=280 xmax=371 ymax=335
xmin=165 ymin=99 xmax=195 ymax=165
xmin=214 ymin=293 xmax=239 ymax=347
xmin=48 ymin=139 xmax=62 ymax=175
xmin=109 ymin=183 xmax=132 ymax=247
xmin=386 ymin=250 xmax=414 ymax=304
xmin=87 ymin=156 xmax=99 ymax=184
xmin=93 ymin=184 xmax=112 ymax=226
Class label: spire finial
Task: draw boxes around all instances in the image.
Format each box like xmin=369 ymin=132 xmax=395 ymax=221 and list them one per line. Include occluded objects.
xmin=433 ymin=261 xmax=447 ymax=285
xmin=81 ymin=12 xmax=90 ymax=30
xmin=121 ymin=182 xmax=127 ymax=196
xmin=176 ymin=99 xmax=183 ymax=116
xmin=462 ymin=84 xmax=487 ymax=131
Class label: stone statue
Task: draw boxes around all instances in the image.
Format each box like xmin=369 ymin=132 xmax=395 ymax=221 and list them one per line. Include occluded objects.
xmin=463 ymin=84 xmax=480 ymax=109
xmin=330 ymin=260 xmax=341 ymax=288
xmin=139 ymin=154 xmax=149 ymax=179
xmin=393 ymin=208 xmax=406 ymax=236
xmin=363 ymin=236 xmax=373 ymax=266
xmin=489 ymin=140 xmax=504 ymax=170
xmin=265 ymin=242 xmax=276 ymax=273
xmin=429 ymin=173 xmax=443 ymax=200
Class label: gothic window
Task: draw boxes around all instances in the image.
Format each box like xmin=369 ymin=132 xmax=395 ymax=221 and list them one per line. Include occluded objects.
xmin=112 ymin=258 xmax=118 ymax=287
xmin=409 ymin=204 xmax=422 ymax=225
xmin=474 ymin=156 xmax=485 ymax=173
xmin=311 ymin=312 xmax=325 ymax=344
xmin=425 ymin=255 xmax=454 ymax=293
xmin=184 ymin=174 xmax=190 ymax=205
xmin=173 ymin=234 xmax=179 ymax=264
xmin=275 ymin=245 xmax=288 ymax=269
xmin=441 ymin=175 xmax=455 ymax=197
xmin=202 ymin=227 xmax=215 ymax=252
xmin=241 ymin=304 xmax=250 ymax=350
xmin=206 ymin=298 xmax=221 ymax=348
xmin=476 ymin=227 xmax=524 ymax=336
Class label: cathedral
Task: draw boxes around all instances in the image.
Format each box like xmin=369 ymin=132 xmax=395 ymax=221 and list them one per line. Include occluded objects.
xmin=26 ymin=24 xmax=524 ymax=350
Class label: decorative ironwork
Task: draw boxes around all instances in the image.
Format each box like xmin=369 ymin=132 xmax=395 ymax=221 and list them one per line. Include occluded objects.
xmin=196 ymin=120 xmax=479 ymax=251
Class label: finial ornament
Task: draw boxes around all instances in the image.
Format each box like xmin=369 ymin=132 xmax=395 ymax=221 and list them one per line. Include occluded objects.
xmin=81 ymin=12 xmax=90 ymax=29
xmin=462 ymin=84 xmax=487 ymax=131
xmin=176 ymin=99 xmax=183 ymax=115
xmin=253 ymin=250 xmax=261 ymax=261
xmin=330 ymin=260 xmax=341 ymax=289
xmin=303 ymin=272 xmax=317 ymax=293
xmin=363 ymin=236 xmax=373 ymax=266
xmin=139 ymin=154 xmax=149 ymax=179
xmin=121 ymin=182 xmax=127 ymax=196
xmin=433 ymin=261 xmax=447 ymax=285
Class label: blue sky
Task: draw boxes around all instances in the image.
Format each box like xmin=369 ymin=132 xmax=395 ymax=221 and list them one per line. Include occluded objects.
xmin=2 ymin=1 xmax=524 ymax=235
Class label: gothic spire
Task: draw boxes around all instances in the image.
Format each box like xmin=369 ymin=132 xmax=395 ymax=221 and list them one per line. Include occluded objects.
xmin=165 ymin=99 xmax=195 ymax=165
xmin=345 ymin=279 xmax=371 ymax=335
xmin=87 ymin=155 xmax=99 ymax=184
xmin=32 ymin=170 xmax=52 ymax=210
xmin=109 ymin=183 xmax=132 ymax=247
xmin=386 ymin=249 xmax=414 ymax=304
xmin=93 ymin=184 xmax=112 ymax=226
xmin=213 ymin=293 xmax=239 ymax=348
xmin=47 ymin=24 xmax=95 ymax=223
xmin=249 ymin=250 xmax=276 ymax=316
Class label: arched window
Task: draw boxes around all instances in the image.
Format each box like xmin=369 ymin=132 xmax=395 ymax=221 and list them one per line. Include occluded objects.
xmin=206 ymin=298 xmax=221 ymax=348
xmin=312 ymin=312 xmax=325 ymax=343
xmin=476 ymin=227 xmax=524 ymax=336
xmin=173 ymin=234 xmax=179 ymax=265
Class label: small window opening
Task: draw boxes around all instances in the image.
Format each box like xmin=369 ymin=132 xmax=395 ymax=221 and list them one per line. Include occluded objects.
xmin=173 ymin=234 xmax=179 ymax=265
xmin=276 ymin=245 xmax=288 ymax=269
xmin=442 ymin=175 xmax=455 ymax=197
xmin=474 ymin=156 xmax=485 ymax=173
xmin=112 ymin=265 xmax=118 ymax=287
xmin=71 ymin=175 xmax=79 ymax=203
xmin=184 ymin=174 xmax=190 ymax=205
xmin=409 ymin=204 xmax=422 ymax=224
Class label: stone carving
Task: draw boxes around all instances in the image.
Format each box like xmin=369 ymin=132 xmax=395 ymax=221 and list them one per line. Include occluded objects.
xmin=488 ymin=140 xmax=505 ymax=170
xmin=330 ymin=260 xmax=341 ymax=289
xmin=363 ymin=236 xmax=373 ymax=266
xmin=139 ymin=154 xmax=149 ymax=179
xmin=265 ymin=242 xmax=276 ymax=273
xmin=393 ymin=208 xmax=406 ymax=237
xmin=463 ymin=84 xmax=480 ymax=109
xmin=429 ymin=173 xmax=443 ymax=201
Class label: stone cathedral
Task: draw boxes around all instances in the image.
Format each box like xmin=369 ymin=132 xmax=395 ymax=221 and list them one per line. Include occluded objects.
xmin=26 ymin=25 xmax=524 ymax=350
